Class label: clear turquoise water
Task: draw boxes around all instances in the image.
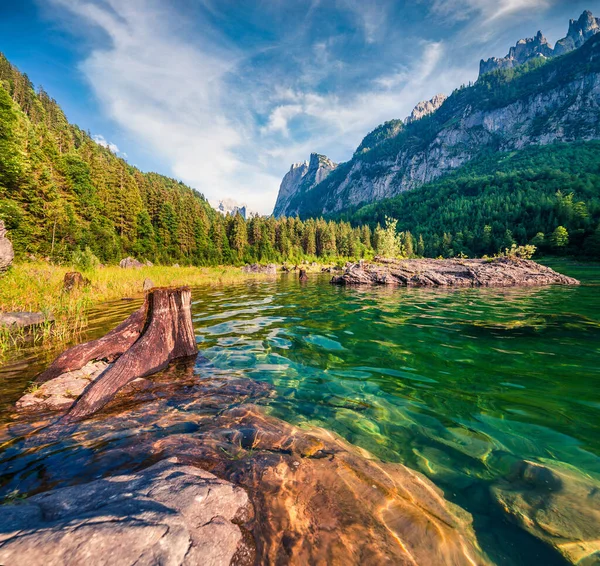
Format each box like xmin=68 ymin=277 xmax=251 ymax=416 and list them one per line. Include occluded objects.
xmin=1 ymin=259 xmax=599 ymax=564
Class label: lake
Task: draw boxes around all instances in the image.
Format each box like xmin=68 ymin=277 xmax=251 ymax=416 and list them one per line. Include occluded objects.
xmin=1 ymin=259 xmax=599 ymax=565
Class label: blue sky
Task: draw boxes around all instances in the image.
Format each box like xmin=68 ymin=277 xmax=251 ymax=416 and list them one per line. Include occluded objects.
xmin=1 ymin=0 xmax=598 ymax=213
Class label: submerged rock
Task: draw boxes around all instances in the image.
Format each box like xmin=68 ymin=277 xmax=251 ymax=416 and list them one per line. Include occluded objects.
xmin=0 ymin=458 xmax=252 ymax=566
xmin=331 ymin=257 xmax=579 ymax=288
xmin=149 ymin=403 xmax=491 ymax=565
xmin=11 ymin=359 xmax=488 ymax=565
xmin=492 ymin=459 xmax=600 ymax=565
xmin=242 ymin=263 xmax=278 ymax=275
xmin=0 ymin=220 xmax=14 ymax=271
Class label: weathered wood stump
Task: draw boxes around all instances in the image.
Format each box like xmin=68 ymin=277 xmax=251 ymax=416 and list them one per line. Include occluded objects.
xmin=63 ymin=271 xmax=90 ymax=292
xmin=37 ymin=287 xmax=197 ymax=423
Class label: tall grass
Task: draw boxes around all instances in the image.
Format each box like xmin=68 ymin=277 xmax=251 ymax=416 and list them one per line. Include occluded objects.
xmin=0 ymin=263 xmax=275 ymax=362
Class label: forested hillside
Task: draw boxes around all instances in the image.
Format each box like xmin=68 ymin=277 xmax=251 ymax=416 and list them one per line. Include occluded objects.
xmin=341 ymin=143 xmax=600 ymax=258
xmin=0 ymin=53 xmax=373 ymax=265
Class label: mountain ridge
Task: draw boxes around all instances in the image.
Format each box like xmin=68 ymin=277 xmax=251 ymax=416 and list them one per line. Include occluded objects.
xmin=272 ymin=10 xmax=600 ymax=219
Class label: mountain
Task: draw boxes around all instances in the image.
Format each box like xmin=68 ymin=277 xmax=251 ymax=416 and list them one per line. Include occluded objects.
xmin=272 ymin=11 xmax=600 ymax=219
xmin=404 ymin=94 xmax=447 ymax=124
xmin=479 ymin=10 xmax=600 ymax=76
xmin=272 ymin=153 xmax=337 ymax=217
xmin=213 ymin=198 xmax=248 ymax=219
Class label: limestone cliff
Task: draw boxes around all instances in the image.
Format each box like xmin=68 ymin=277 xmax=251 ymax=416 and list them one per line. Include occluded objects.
xmin=273 ymin=153 xmax=337 ymax=217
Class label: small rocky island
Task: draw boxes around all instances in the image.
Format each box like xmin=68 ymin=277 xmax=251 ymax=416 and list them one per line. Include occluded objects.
xmin=331 ymin=257 xmax=579 ymax=287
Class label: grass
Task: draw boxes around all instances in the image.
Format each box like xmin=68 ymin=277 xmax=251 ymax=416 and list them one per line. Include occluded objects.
xmin=0 ymin=262 xmax=279 ymax=363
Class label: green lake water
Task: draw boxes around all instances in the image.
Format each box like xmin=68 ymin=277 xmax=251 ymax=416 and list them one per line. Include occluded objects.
xmin=1 ymin=259 xmax=599 ymax=564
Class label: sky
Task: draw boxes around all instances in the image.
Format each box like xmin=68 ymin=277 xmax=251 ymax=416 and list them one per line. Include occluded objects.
xmin=0 ymin=0 xmax=598 ymax=214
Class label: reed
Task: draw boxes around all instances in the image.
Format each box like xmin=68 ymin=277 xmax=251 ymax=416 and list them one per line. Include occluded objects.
xmin=0 ymin=262 xmax=274 ymax=362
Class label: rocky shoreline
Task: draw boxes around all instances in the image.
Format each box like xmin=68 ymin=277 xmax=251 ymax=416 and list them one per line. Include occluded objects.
xmin=331 ymin=257 xmax=580 ymax=287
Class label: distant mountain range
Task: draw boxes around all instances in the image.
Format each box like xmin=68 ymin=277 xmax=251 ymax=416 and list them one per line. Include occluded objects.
xmin=212 ymin=198 xmax=249 ymax=219
xmin=273 ymin=10 xmax=600 ymax=219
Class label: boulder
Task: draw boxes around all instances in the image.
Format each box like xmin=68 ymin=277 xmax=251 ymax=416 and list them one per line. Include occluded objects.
xmin=119 ymin=257 xmax=144 ymax=269
xmin=0 ymin=458 xmax=252 ymax=566
xmin=492 ymin=459 xmax=600 ymax=564
xmin=0 ymin=220 xmax=14 ymax=271
xmin=145 ymin=260 xmax=153 ymax=267
xmin=0 ymin=312 xmax=53 ymax=330
xmin=143 ymin=278 xmax=154 ymax=291
xmin=63 ymin=271 xmax=90 ymax=292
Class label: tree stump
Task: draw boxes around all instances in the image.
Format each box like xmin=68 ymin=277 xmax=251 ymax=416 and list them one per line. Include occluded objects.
xmin=37 ymin=287 xmax=197 ymax=423
xmin=299 ymin=269 xmax=308 ymax=282
xmin=63 ymin=271 xmax=90 ymax=292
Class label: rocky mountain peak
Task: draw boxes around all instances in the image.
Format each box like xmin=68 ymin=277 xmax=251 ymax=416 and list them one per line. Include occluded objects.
xmin=405 ymin=94 xmax=448 ymax=124
xmin=480 ymin=10 xmax=600 ymax=76
xmin=555 ymin=10 xmax=600 ymax=56
xmin=273 ymin=153 xmax=337 ymax=217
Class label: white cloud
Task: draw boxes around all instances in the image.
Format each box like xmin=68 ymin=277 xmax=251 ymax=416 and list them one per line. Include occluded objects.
xmin=92 ymin=134 xmax=120 ymax=153
xmin=429 ymin=0 xmax=553 ymax=23
xmin=46 ymin=0 xmax=479 ymax=214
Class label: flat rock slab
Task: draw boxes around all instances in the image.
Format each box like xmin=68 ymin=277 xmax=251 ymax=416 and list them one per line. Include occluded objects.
xmin=0 ymin=458 xmax=252 ymax=566
xmin=0 ymin=312 xmax=53 ymax=329
xmin=331 ymin=257 xmax=580 ymax=287
xmin=17 ymin=361 xmax=110 ymax=413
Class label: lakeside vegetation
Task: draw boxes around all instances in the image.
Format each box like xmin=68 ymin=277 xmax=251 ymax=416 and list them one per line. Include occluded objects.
xmin=0 ymin=262 xmax=289 ymax=361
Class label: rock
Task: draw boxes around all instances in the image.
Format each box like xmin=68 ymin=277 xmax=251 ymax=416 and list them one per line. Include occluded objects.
xmin=273 ymin=153 xmax=337 ymax=217
xmin=481 ymin=11 xmax=600 ymax=76
xmin=143 ymin=278 xmax=154 ymax=291
xmin=492 ymin=459 xmax=600 ymax=565
xmin=119 ymin=257 xmax=144 ymax=269
xmin=145 ymin=260 xmax=153 ymax=267
xmin=0 ymin=312 xmax=53 ymax=329
xmin=299 ymin=269 xmax=308 ymax=281
xmin=480 ymin=30 xmax=553 ymax=76
xmin=242 ymin=263 xmax=278 ymax=275
xmin=63 ymin=271 xmax=90 ymax=292
xmin=0 ymin=220 xmax=14 ymax=271
xmin=173 ymin=263 xmax=180 ymax=268
xmin=0 ymin=458 xmax=252 ymax=566
xmin=17 ymin=361 xmax=110 ymax=412
xmin=152 ymin=405 xmax=490 ymax=565
xmin=405 ymin=93 xmax=447 ymax=123
xmin=552 ymin=10 xmax=599 ymax=56
xmin=331 ymin=257 xmax=579 ymax=287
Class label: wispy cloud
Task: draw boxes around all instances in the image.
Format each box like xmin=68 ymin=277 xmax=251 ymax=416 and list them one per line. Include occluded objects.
xmin=92 ymin=134 xmax=120 ymax=153
xmin=429 ymin=0 xmax=554 ymax=24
